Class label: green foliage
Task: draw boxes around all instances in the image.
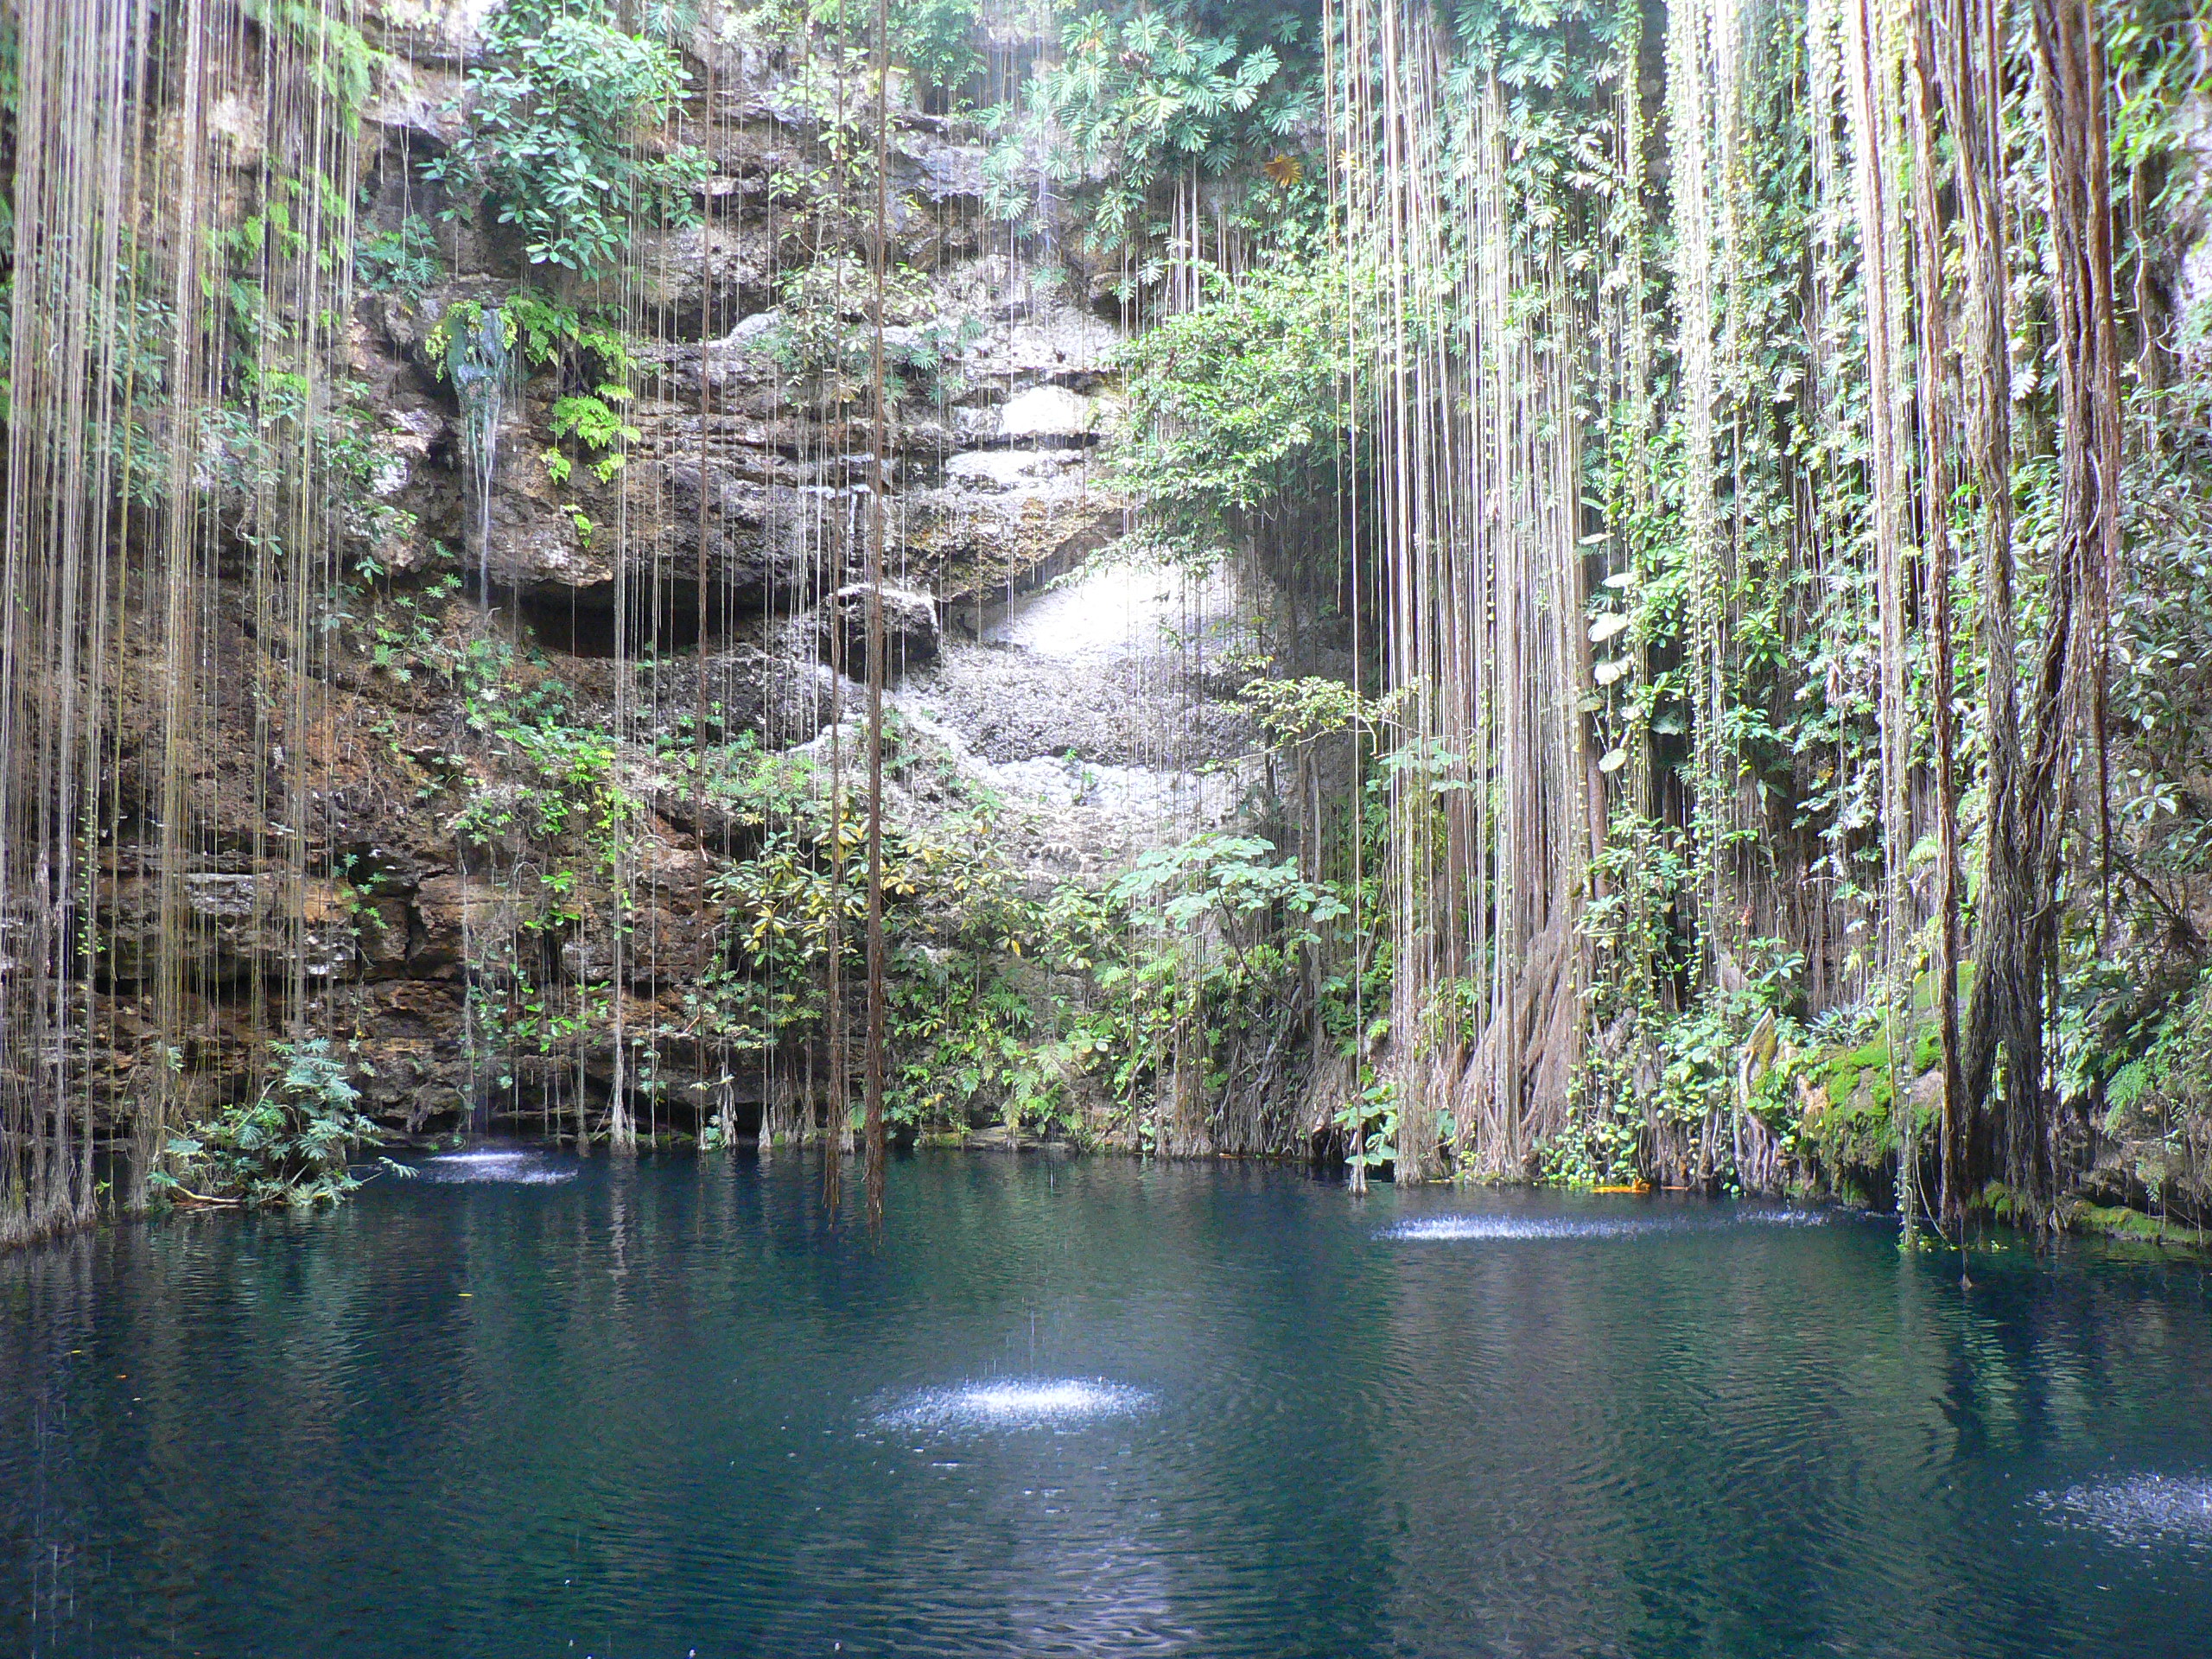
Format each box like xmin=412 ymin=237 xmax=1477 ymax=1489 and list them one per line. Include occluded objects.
xmin=2107 ymin=0 xmax=2212 ymax=253
xmin=1575 ymin=812 xmax=1694 ymax=1169
xmin=207 ymin=165 xmax=356 ymax=370
xmin=1109 ymin=832 xmax=1346 ymax=935
xmin=1440 ymin=0 xmax=1635 ymax=256
xmin=677 ymin=790 xmax=1097 ymax=1138
xmin=195 ymin=340 xmax=418 ymax=580
xmin=170 ymin=0 xmax=2212 ymax=1185
xmin=885 ymin=0 xmax=984 ymax=99
xmin=1062 ymin=831 xmax=1356 ymax=1130
xmin=350 ymin=586 xmax=638 ymax=856
xmin=1335 ymin=1077 xmax=1398 ymax=1172
xmin=2066 ymin=1202 xmax=2202 ymax=1244
xmin=2110 ymin=379 xmax=2212 ymax=874
xmin=548 ymin=391 xmax=640 ymax=483
xmin=1238 ymin=671 xmax=1377 ymax=751
xmin=761 ymin=255 xmax=983 ymax=407
xmin=96 ymin=276 xmax=176 ymax=508
xmin=427 ymin=291 xmax=639 ymax=487
xmin=1113 ymin=255 xmax=1350 ymax=566
xmin=1571 ymin=808 xmax=1823 ymax=1189
xmin=243 ymin=0 xmax=386 ymax=120
xmin=7 ymin=239 xmax=182 ymax=501
xmin=804 ymin=0 xmax=984 ymax=103
xmin=1115 ymin=251 xmax=1353 ymax=597
xmin=501 ymin=289 xmax=638 ymax=381
xmin=425 ymin=0 xmax=710 ymax=276
xmin=990 ymin=3 xmax=1314 ymax=271
xmin=1574 ymin=0 xmax=1897 ymax=1033
xmin=324 ymin=388 xmax=424 ymax=578
xmin=461 ymin=643 xmax=630 ymax=848
xmin=357 ymin=571 xmax=465 ymax=682
xmin=694 ymin=735 xmax=819 ymax=826
xmin=699 ymin=801 xmax=1016 ymax=1051
xmin=2080 ymin=964 xmax=2212 ymax=1211
xmin=354 ymin=215 xmax=443 ymax=300
xmin=675 ymin=777 xmax=1367 ymax=1144
xmin=0 ymin=7 xmax=17 ymax=126
xmin=888 ymin=955 xmax=1069 ymax=1137
xmin=155 ymin=1039 xmax=384 ymax=1209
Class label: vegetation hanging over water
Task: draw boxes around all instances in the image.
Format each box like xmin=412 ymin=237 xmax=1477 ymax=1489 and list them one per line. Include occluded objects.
xmin=1 ymin=0 xmax=2209 ymax=1245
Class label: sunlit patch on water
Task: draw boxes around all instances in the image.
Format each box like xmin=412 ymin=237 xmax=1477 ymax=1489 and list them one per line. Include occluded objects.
xmin=872 ymin=1377 xmax=1154 ymax=1434
xmin=1382 ymin=1208 xmax=1825 ymax=1242
xmin=2034 ymin=1475 xmax=2212 ymax=1548
xmin=417 ymin=1150 xmax=575 ymax=1185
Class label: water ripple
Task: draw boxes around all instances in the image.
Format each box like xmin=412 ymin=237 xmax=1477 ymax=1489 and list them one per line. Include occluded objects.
xmin=10 ymin=1155 xmax=2209 ymax=1659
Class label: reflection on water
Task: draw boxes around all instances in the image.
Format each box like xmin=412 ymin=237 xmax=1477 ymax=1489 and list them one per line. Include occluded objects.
xmin=3 ymin=1155 xmax=2210 ymax=1658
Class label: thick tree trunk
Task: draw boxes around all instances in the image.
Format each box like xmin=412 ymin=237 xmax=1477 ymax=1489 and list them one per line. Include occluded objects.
xmin=1907 ymin=0 xmax=1967 ymax=1239
xmin=1962 ymin=0 xmax=2121 ymax=1229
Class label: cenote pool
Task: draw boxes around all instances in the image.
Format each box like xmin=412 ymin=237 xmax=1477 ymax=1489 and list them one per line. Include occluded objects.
xmin=3 ymin=1153 xmax=2209 ymax=1658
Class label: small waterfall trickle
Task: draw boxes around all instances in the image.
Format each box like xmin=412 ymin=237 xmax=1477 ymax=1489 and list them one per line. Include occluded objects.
xmin=442 ymin=301 xmax=514 ymax=609
xmin=430 ymin=299 xmax=513 ymax=1145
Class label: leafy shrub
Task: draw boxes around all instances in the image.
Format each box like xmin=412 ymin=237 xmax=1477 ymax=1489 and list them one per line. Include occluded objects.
xmin=2095 ymin=967 xmax=2212 ymax=1209
xmin=761 ymin=255 xmax=982 ymax=407
xmin=427 ymin=291 xmax=640 ymax=486
xmin=885 ymin=0 xmax=984 ymax=101
xmin=244 ymin=0 xmax=385 ymax=116
xmin=2110 ymin=378 xmax=2212 ymax=874
xmin=804 ymin=0 xmax=983 ymax=105
xmin=1109 ymin=832 xmax=1346 ymax=936
xmin=547 ymin=392 xmax=640 ymax=484
xmin=1112 ymin=256 xmax=1351 ymax=566
xmin=988 ymin=4 xmax=1313 ymax=271
xmin=425 ymin=0 xmax=710 ymax=276
xmin=501 ymin=289 xmax=637 ymax=382
xmin=354 ymin=214 xmax=443 ymax=299
xmin=156 ymin=1039 xmax=385 ymax=1208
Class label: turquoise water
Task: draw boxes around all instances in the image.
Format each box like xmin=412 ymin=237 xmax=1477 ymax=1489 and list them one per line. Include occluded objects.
xmin=3 ymin=1152 xmax=2209 ymax=1656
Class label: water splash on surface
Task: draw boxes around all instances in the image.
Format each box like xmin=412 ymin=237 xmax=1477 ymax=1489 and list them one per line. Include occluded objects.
xmin=417 ymin=1151 xmax=576 ymax=1185
xmin=1388 ymin=1215 xmax=1652 ymax=1241
xmin=872 ymin=1377 xmax=1154 ymax=1434
xmin=2034 ymin=1475 xmax=2212 ymax=1549
xmin=1382 ymin=1208 xmax=1826 ymax=1242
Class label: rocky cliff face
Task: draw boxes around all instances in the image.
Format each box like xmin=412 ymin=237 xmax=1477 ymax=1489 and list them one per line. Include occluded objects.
xmin=21 ymin=0 xmax=1352 ymax=1168
xmin=82 ymin=0 xmax=1169 ymax=1142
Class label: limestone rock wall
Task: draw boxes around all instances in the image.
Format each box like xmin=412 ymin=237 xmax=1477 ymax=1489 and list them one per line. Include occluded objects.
xmin=82 ymin=0 xmax=1137 ymax=1141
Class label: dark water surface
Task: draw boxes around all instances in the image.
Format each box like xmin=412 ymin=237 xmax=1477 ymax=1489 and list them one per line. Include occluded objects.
xmin=4 ymin=1154 xmax=2210 ymax=1658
